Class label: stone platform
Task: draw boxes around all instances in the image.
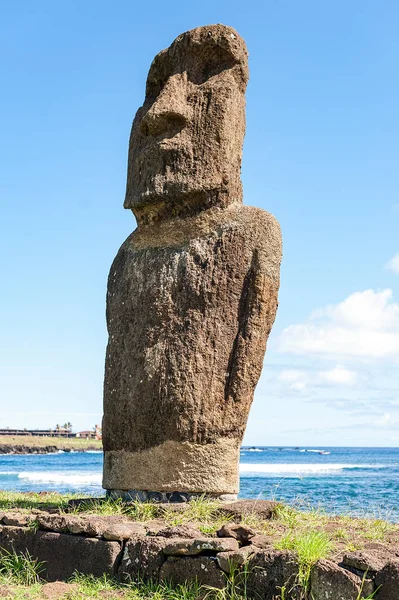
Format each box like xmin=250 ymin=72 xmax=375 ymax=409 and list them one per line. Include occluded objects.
xmin=0 ymin=500 xmax=398 ymax=598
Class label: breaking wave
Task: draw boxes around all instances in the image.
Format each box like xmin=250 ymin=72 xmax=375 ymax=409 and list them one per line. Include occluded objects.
xmin=239 ymin=463 xmax=387 ymax=475
xmin=17 ymin=472 xmax=102 ymax=485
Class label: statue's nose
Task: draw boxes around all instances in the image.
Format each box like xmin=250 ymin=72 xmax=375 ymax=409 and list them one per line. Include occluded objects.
xmin=141 ymin=72 xmax=190 ymax=136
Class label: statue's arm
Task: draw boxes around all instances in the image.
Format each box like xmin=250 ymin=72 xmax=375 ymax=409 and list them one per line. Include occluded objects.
xmin=224 ymin=212 xmax=282 ymax=407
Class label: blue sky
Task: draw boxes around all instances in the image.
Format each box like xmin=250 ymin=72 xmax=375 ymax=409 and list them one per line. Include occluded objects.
xmin=1 ymin=0 xmax=398 ymax=445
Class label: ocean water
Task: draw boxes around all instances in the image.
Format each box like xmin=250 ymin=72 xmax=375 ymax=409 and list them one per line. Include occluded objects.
xmin=0 ymin=447 xmax=398 ymax=520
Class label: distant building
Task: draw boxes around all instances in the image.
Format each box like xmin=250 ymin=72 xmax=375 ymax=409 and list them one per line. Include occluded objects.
xmin=0 ymin=424 xmax=101 ymax=440
xmin=0 ymin=428 xmax=75 ymax=438
xmin=76 ymin=425 xmax=102 ymax=440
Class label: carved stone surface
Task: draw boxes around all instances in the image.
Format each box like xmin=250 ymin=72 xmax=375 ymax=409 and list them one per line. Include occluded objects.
xmin=217 ymin=522 xmax=255 ymax=543
xmin=310 ymin=559 xmax=374 ymax=600
xmin=246 ymin=549 xmax=300 ymax=599
xmin=102 ymin=24 xmax=282 ymax=495
xmin=218 ymin=499 xmax=279 ymax=520
xmin=159 ymin=556 xmax=225 ymax=588
xmin=103 ymin=522 xmax=146 ymax=541
xmin=342 ymin=548 xmax=396 ymax=573
xmin=216 ymin=545 xmax=255 ymax=573
xmin=0 ymin=527 xmax=121 ymax=582
xmin=375 ymin=560 xmax=399 ymax=600
xmin=118 ymin=536 xmax=168 ymax=583
xmin=162 ymin=537 xmax=239 ymax=556
xmin=154 ymin=525 xmax=202 ymax=538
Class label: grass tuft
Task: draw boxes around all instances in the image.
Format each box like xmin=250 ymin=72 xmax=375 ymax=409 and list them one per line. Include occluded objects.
xmin=204 ymin=564 xmax=251 ymax=600
xmin=68 ymin=572 xmax=120 ymax=597
xmin=0 ymin=490 xmax=82 ymax=512
xmin=362 ymin=518 xmax=394 ymax=541
xmin=274 ymin=502 xmax=329 ymax=530
xmin=68 ymin=497 xmax=159 ymax=521
xmin=356 ymin=572 xmax=380 ymax=600
xmin=68 ymin=573 xmax=204 ymax=599
xmin=162 ymin=495 xmax=233 ymax=534
xmin=130 ymin=579 xmax=203 ymax=600
xmin=276 ymin=530 xmax=332 ymax=591
xmin=0 ymin=549 xmax=44 ymax=586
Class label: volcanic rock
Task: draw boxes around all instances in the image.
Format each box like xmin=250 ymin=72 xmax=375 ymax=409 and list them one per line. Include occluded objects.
xmin=102 ymin=24 xmax=282 ymax=496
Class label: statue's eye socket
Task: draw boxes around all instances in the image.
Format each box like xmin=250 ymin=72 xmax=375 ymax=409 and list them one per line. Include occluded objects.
xmin=187 ymin=56 xmax=236 ymax=85
xmin=201 ymin=60 xmax=219 ymax=83
xmin=146 ymin=76 xmax=168 ymax=101
xmin=185 ymin=60 xmax=220 ymax=85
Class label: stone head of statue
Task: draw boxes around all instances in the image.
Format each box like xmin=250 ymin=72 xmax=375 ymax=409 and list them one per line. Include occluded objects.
xmin=124 ymin=24 xmax=249 ymax=223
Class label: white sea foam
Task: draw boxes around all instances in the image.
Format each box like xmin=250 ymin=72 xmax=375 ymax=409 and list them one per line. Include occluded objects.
xmin=17 ymin=472 xmax=102 ymax=485
xmin=5 ymin=463 xmax=387 ymax=486
xmin=239 ymin=463 xmax=385 ymax=475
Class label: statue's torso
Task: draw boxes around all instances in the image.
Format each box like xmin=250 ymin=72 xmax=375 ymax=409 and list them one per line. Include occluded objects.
xmin=103 ymin=204 xmax=281 ymax=454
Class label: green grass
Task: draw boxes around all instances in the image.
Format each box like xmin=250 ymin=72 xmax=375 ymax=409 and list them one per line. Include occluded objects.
xmin=68 ymin=497 xmax=159 ymax=521
xmin=334 ymin=513 xmax=397 ymax=546
xmin=68 ymin=573 xmax=208 ymax=599
xmin=0 ymin=570 xmax=222 ymax=600
xmin=67 ymin=572 xmax=121 ymax=597
xmin=0 ymin=583 xmax=43 ymax=600
xmin=0 ymin=555 xmax=384 ymax=600
xmin=0 ymin=490 xmax=79 ymax=511
xmin=355 ymin=572 xmax=380 ymax=600
xmin=0 ymin=571 xmax=206 ymax=600
xmin=161 ymin=495 xmax=233 ymax=534
xmin=276 ymin=530 xmax=333 ymax=591
xmin=204 ymin=564 xmax=251 ymax=600
xmin=361 ymin=518 xmax=395 ymax=541
xmin=274 ymin=502 xmax=329 ymax=530
xmin=67 ymin=495 xmax=234 ymax=530
xmin=357 ymin=590 xmax=378 ymax=600
xmin=121 ymin=579 xmax=204 ymax=600
xmin=180 ymin=496 xmax=223 ymax=521
xmin=0 ymin=490 xmax=398 ymax=600
xmin=0 ymin=549 xmax=44 ymax=586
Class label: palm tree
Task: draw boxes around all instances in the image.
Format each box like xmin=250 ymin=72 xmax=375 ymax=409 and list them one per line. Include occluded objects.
xmin=62 ymin=422 xmax=72 ymax=437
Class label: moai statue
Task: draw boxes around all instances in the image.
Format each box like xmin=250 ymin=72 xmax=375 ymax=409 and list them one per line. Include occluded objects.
xmin=102 ymin=24 xmax=282 ymax=501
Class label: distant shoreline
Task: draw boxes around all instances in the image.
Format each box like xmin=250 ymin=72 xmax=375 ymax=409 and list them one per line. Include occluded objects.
xmin=0 ymin=435 xmax=102 ymax=454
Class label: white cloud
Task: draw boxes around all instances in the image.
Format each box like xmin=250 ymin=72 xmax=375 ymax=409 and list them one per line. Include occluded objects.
xmin=313 ymin=289 xmax=399 ymax=330
xmin=287 ymin=414 xmax=399 ymax=434
xmin=279 ymin=289 xmax=399 ymax=358
xmin=386 ymin=253 xmax=399 ymax=275
xmin=278 ymin=365 xmax=358 ymax=390
xmin=291 ymin=381 xmax=307 ymax=391
xmin=279 ymin=369 xmax=308 ymax=391
xmin=376 ymin=413 xmax=394 ymax=427
xmin=279 ymin=369 xmax=306 ymax=382
xmin=318 ymin=365 xmax=358 ymax=385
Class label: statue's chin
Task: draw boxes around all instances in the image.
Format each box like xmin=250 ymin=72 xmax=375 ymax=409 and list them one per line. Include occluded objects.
xmin=127 ymin=179 xmax=230 ymax=214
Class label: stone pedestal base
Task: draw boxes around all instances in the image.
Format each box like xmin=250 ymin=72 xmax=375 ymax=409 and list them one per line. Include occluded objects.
xmin=102 ymin=439 xmax=240 ymax=496
xmin=105 ymin=489 xmax=237 ymax=503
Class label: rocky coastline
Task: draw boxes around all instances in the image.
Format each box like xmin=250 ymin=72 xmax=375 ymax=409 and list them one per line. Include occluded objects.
xmin=0 ymin=444 xmax=100 ymax=455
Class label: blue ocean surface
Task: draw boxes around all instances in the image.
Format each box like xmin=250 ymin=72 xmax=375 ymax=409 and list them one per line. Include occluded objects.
xmin=0 ymin=447 xmax=398 ymax=520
